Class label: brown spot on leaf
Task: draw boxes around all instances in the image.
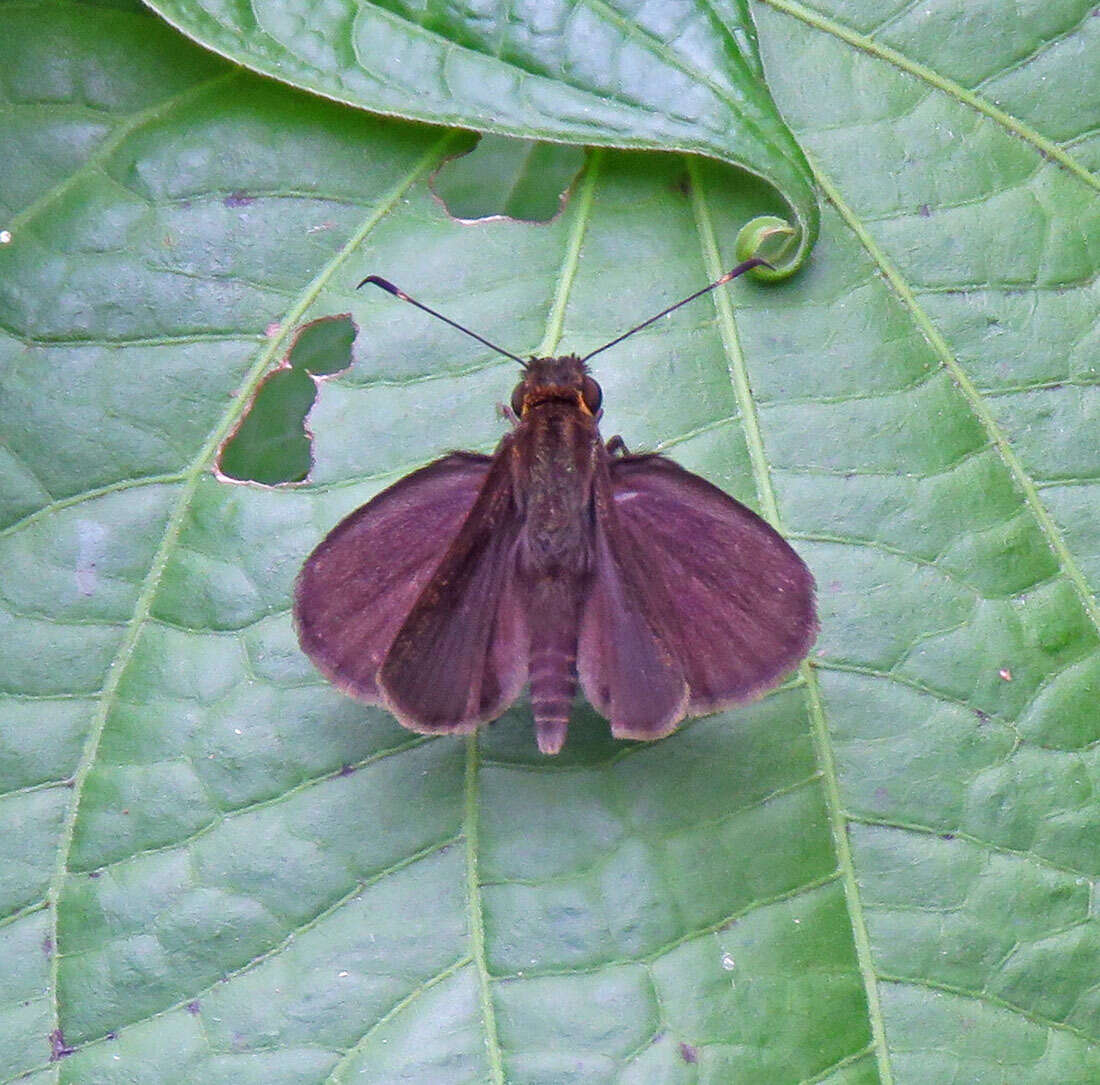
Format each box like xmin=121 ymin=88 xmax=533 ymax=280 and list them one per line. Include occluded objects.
xmin=49 ymin=1028 xmax=74 ymax=1061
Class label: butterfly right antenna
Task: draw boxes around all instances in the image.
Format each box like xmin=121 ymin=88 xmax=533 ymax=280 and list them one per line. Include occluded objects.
xmin=580 ymin=257 xmax=770 ymax=363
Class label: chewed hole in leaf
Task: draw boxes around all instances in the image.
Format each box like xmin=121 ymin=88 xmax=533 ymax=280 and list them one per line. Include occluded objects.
xmin=218 ymin=314 xmax=356 ymax=485
xmin=278 ymin=313 xmax=356 ymax=379
xmin=431 ymin=134 xmax=586 ymax=223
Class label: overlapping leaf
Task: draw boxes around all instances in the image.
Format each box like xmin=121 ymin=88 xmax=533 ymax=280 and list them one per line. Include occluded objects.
xmin=145 ymin=0 xmax=818 ymax=273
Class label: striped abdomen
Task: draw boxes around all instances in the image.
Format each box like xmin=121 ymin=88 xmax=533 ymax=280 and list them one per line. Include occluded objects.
xmin=527 ymin=581 xmax=581 ymax=755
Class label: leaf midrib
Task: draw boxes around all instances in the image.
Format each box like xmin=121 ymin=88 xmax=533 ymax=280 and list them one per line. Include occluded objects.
xmin=690 ymin=163 xmax=896 ymax=1082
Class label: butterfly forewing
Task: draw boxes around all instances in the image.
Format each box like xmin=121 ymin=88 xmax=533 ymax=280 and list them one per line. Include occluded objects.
xmin=293 ymin=452 xmax=492 ymax=701
xmin=606 ymin=454 xmax=817 ymax=711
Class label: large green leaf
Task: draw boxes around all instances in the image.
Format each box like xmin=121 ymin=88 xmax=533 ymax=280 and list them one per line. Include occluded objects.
xmin=0 ymin=1 xmax=1097 ymax=1082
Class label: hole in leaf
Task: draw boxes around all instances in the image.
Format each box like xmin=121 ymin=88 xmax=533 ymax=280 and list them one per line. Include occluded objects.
xmin=431 ymin=135 xmax=586 ymax=223
xmin=218 ymin=314 xmax=356 ymax=485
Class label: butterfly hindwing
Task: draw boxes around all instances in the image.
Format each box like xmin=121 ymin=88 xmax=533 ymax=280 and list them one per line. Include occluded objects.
xmin=576 ymin=461 xmax=689 ymax=740
xmin=378 ymin=448 xmax=530 ymax=733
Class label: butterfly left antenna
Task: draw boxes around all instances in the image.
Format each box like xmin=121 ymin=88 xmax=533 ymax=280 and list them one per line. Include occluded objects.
xmin=359 ymin=276 xmax=527 ymax=365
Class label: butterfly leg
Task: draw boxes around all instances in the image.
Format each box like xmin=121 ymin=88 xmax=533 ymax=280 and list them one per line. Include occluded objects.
xmin=605 ymin=435 xmax=629 ymax=456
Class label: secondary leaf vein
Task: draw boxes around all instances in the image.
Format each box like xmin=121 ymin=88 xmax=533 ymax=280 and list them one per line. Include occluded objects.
xmin=760 ymin=0 xmax=1100 ymax=192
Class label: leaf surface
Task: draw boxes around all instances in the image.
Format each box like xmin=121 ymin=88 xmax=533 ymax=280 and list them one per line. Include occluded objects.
xmin=0 ymin=1 xmax=1098 ymax=1082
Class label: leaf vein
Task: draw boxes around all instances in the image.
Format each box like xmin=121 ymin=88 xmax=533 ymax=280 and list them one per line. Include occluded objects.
xmin=42 ymin=131 xmax=461 ymax=1046
xmin=810 ymin=156 xmax=1100 ymax=637
xmin=491 ymin=869 xmax=845 ymax=981
xmin=760 ymin=0 xmax=1100 ymax=192
xmin=878 ymin=974 xmax=1098 ymax=1044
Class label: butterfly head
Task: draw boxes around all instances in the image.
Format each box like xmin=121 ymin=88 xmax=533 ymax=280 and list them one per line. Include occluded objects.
xmin=512 ymin=355 xmax=603 ymax=418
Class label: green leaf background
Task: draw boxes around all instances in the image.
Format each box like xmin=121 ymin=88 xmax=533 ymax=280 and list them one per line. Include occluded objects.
xmin=1 ymin=1 xmax=1098 ymax=1082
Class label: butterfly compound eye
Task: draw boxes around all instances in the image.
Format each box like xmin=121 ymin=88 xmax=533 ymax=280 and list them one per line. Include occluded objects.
xmin=581 ymin=376 xmax=603 ymax=413
xmin=510 ymin=383 xmax=526 ymax=416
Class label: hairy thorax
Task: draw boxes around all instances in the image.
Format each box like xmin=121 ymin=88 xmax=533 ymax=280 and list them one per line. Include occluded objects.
xmin=512 ymin=401 xmax=599 ymax=579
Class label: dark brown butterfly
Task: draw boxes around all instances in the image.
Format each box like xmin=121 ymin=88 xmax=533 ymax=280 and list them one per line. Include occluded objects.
xmin=294 ymin=260 xmax=817 ymax=754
